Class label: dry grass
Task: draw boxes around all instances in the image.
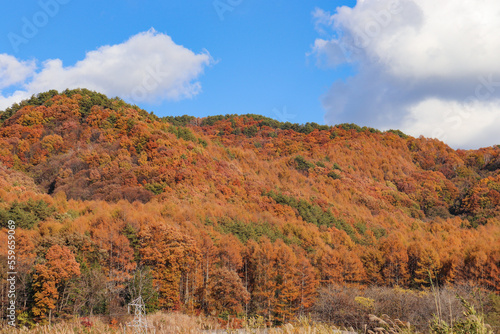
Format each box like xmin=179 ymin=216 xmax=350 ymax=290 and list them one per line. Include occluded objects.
xmin=0 ymin=314 xmax=351 ymax=334
xmin=1 ymin=306 xmax=494 ymax=334
xmin=267 ymin=317 xmax=353 ymax=334
xmin=0 ymin=312 xmax=216 ymax=334
xmin=0 ymin=317 xmax=117 ymax=334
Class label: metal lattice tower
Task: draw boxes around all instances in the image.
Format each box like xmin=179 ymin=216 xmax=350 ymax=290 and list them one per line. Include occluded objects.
xmin=124 ymin=296 xmax=155 ymax=334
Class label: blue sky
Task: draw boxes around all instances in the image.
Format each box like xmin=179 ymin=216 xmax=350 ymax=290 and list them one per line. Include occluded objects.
xmin=1 ymin=0 xmax=500 ymax=148
xmin=1 ymin=0 xmax=356 ymax=125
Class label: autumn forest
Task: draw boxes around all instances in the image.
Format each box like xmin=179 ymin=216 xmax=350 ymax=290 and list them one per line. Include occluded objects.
xmin=0 ymin=89 xmax=499 ymax=332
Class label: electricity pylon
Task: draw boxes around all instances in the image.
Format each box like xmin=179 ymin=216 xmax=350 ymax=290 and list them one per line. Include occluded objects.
xmin=124 ymin=296 xmax=155 ymax=334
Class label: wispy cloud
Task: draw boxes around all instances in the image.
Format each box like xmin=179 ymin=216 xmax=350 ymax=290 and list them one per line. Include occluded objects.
xmin=310 ymin=0 xmax=500 ymax=149
xmin=0 ymin=29 xmax=212 ymax=109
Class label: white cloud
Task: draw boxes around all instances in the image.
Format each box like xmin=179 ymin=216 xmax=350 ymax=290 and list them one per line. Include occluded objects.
xmin=0 ymin=29 xmax=212 ymax=109
xmin=403 ymin=98 xmax=500 ymax=147
xmin=311 ymin=0 xmax=500 ymax=148
xmin=0 ymin=54 xmax=36 ymax=90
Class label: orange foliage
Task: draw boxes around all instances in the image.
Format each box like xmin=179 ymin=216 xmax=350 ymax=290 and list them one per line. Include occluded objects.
xmin=0 ymin=89 xmax=499 ymax=323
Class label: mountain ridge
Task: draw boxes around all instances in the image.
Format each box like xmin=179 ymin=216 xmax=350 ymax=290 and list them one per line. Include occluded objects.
xmin=0 ymin=89 xmax=498 ymax=326
xmin=1 ymin=89 xmax=499 ymax=220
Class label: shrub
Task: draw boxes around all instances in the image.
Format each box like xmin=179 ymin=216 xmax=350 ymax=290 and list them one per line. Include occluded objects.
xmin=430 ymin=296 xmax=494 ymax=334
xmin=163 ymin=115 xmax=196 ymax=126
xmin=315 ymin=285 xmax=497 ymax=334
xmin=333 ymin=163 xmax=342 ymax=171
xmin=215 ymin=217 xmax=288 ymax=243
xmin=198 ymin=138 xmax=208 ymax=147
xmin=168 ymin=126 xmax=197 ymax=142
xmin=337 ymin=123 xmax=362 ymax=132
xmin=242 ymin=125 xmax=258 ymax=137
xmin=387 ymin=129 xmax=409 ymax=139
xmin=327 ymin=171 xmax=341 ymax=180
xmin=485 ymin=293 xmax=500 ymax=331
xmin=315 ymin=161 xmax=326 ymax=168
xmin=145 ymin=183 xmax=166 ymax=195
xmin=0 ymin=199 xmax=56 ymax=229
xmin=294 ymin=156 xmax=314 ymax=171
xmin=265 ymin=191 xmax=356 ymax=238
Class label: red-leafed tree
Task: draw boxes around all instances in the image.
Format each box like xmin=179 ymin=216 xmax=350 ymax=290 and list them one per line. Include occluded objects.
xmin=32 ymin=245 xmax=81 ymax=322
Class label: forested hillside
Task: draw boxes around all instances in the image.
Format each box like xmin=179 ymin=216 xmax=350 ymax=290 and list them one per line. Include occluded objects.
xmin=0 ymin=89 xmax=499 ymax=329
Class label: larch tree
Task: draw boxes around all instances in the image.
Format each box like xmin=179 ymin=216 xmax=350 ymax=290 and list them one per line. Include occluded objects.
xmin=138 ymin=221 xmax=200 ymax=310
xmin=380 ymin=235 xmax=409 ymax=286
xmin=32 ymin=245 xmax=81 ymax=323
xmin=248 ymin=238 xmax=277 ymax=322
xmin=273 ymin=240 xmax=300 ymax=323
xmin=294 ymin=250 xmax=319 ymax=316
xmin=205 ymin=267 xmax=250 ymax=315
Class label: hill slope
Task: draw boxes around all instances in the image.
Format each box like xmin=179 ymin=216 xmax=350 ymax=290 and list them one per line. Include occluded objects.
xmin=0 ymin=89 xmax=499 ymax=324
